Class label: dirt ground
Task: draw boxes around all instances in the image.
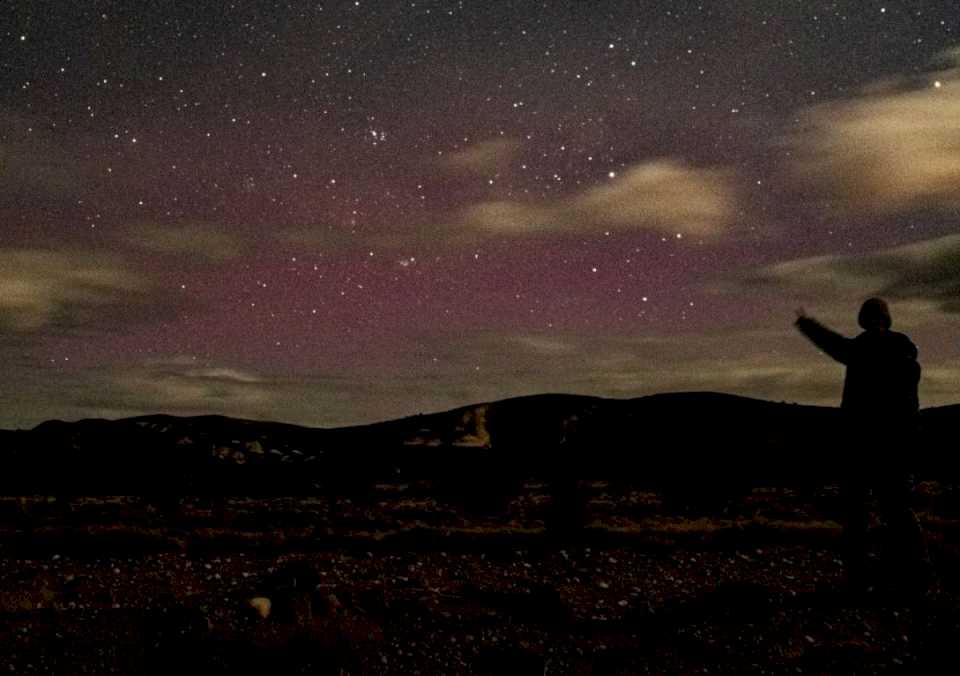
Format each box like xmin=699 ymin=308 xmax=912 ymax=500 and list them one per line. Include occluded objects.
xmin=0 ymin=482 xmax=958 ymax=674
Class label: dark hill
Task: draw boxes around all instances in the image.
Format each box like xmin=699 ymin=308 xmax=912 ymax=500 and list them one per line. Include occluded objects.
xmin=0 ymin=392 xmax=954 ymax=495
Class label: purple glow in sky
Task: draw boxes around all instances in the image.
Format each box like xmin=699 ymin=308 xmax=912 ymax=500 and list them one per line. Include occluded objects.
xmin=2 ymin=2 xmax=960 ymax=428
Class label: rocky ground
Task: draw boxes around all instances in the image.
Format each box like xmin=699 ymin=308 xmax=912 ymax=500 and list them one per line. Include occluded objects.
xmin=0 ymin=482 xmax=958 ymax=674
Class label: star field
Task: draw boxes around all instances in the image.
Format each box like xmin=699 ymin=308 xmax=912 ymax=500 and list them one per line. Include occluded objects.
xmin=2 ymin=1 xmax=960 ymax=427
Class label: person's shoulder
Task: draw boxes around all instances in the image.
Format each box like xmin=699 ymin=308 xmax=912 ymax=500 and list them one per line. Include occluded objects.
xmin=854 ymin=329 xmax=916 ymax=349
xmin=888 ymin=330 xmax=918 ymax=356
xmin=887 ymin=330 xmax=914 ymax=344
xmin=858 ymin=328 xmax=912 ymax=342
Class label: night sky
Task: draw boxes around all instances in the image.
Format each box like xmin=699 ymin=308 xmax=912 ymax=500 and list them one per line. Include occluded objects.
xmin=2 ymin=1 xmax=960 ymax=429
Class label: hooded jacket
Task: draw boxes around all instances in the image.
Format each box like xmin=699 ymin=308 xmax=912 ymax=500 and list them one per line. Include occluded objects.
xmin=795 ymin=316 xmax=920 ymax=419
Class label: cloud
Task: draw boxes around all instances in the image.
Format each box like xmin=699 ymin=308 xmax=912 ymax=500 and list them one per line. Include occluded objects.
xmin=920 ymin=365 xmax=960 ymax=404
xmin=509 ymin=335 xmax=577 ymax=356
xmin=457 ymin=158 xmax=737 ymax=238
xmin=120 ymin=224 xmax=246 ymax=262
xmin=458 ymin=200 xmax=551 ymax=234
xmin=2 ymin=323 xmax=955 ymax=430
xmin=277 ymin=153 xmax=738 ymax=251
xmin=787 ymin=49 xmax=960 ymax=214
xmin=363 ymin=329 xmax=854 ymax=411
xmin=573 ymin=160 xmax=736 ymax=236
xmin=741 ymin=234 xmax=960 ymax=315
xmin=0 ymin=249 xmax=147 ymax=332
xmin=83 ymin=358 xmax=273 ymax=418
xmin=440 ymin=138 xmax=521 ymax=175
xmin=504 ymin=331 xmax=842 ymax=405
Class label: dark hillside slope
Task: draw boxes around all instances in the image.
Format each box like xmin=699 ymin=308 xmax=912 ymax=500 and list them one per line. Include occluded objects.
xmin=0 ymin=392 xmax=953 ymax=495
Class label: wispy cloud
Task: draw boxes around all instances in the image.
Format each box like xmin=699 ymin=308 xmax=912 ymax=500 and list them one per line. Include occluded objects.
xmin=458 ymin=158 xmax=737 ymax=238
xmin=573 ymin=160 xmax=736 ymax=236
xmin=3 ymin=323 xmax=954 ymax=430
xmin=0 ymin=249 xmax=147 ymax=332
xmin=439 ymin=138 xmax=521 ymax=175
xmin=84 ymin=358 xmax=273 ymax=418
xmin=740 ymin=234 xmax=960 ymax=316
xmin=509 ymin=331 xmax=845 ymax=406
xmin=120 ymin=224 xmax=247 ymax=262
xmin=787 ymin=49 xmax=960 ymax=214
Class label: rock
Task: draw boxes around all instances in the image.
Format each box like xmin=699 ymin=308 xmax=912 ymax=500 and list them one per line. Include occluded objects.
xmin=326 ymin=593 xmax=343 ymax=616
xmin=249 ymin=596 xmax=272 ymax=619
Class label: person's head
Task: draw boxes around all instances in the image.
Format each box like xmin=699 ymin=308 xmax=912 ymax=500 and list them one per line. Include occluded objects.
xmin=858 ymin=297 xmax=892 ymax=331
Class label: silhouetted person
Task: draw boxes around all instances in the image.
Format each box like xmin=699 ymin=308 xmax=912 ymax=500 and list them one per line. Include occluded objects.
xmin=794 ymin=298 xmax=930 ymax=597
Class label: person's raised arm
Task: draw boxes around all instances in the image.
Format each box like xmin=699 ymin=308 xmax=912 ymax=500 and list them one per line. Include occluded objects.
xmin=793 ymin=307 xmax=853 ymax=365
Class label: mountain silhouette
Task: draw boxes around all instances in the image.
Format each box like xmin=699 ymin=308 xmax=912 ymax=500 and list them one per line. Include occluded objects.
xmin=1 ymin=392 xmax=955 ymax=496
